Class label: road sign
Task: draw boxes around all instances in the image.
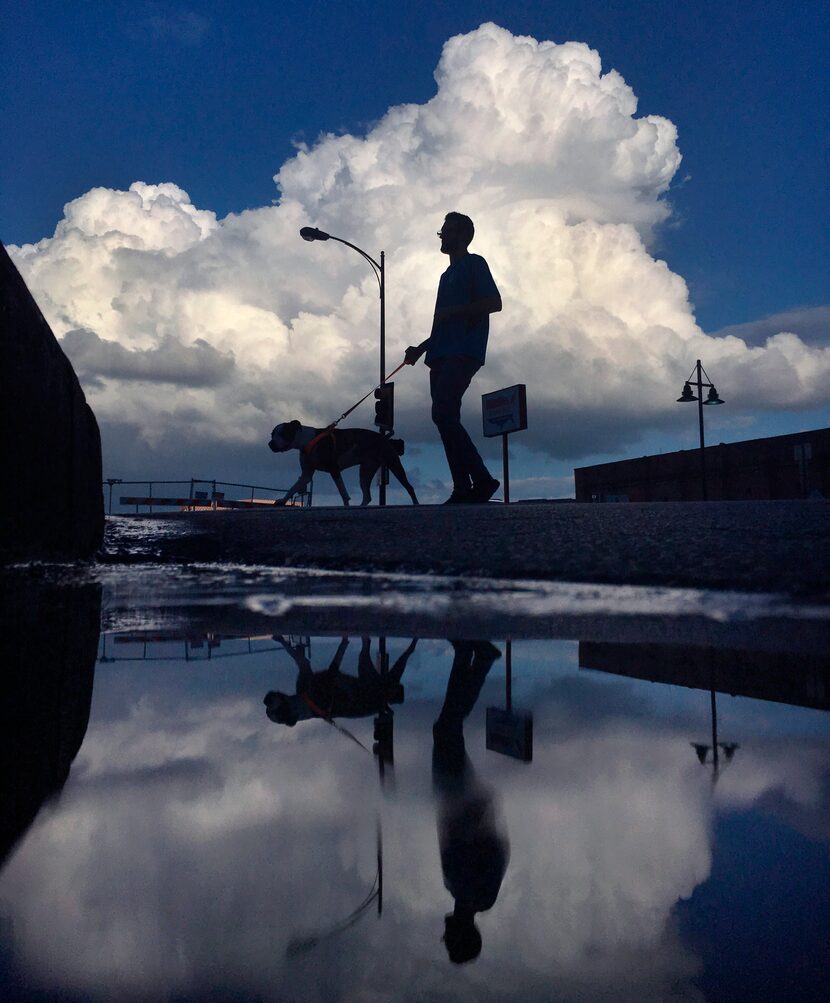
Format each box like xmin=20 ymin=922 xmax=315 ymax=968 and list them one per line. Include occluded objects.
xmin=486 ymin=707 xmax=533 ymax=761
xmin=482 ymin=384 xmax=527 ymax=437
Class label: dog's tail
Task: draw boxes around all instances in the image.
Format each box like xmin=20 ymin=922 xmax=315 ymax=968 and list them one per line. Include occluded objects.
xmin=389 ymin=438 xmax=405 ymax=456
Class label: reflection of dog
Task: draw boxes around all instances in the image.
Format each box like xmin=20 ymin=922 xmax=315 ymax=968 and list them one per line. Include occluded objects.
xmin=265 ymin=636 xmax=417 ymax=725
xmin=269 ymin=420 xmax=419 ymax=507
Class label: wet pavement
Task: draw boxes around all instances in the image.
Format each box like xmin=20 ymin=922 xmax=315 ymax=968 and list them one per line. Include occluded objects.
xmin=105 ymin=500 xmax=830 ymax=596
xmin=2 ymin=517 xmax=829 ymax=1001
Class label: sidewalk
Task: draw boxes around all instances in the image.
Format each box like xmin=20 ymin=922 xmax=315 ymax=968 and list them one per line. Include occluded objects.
xmin=105 ymin=499 xmax=830 ymax=596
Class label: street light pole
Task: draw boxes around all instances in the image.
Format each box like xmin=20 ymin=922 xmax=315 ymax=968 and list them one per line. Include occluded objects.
xmin=379 ymin=251 xmax=387 ymax=506
xmin=695 ymin=360 xmax=707 ymax=500
xmin=300 ymin=227 xmax=389 ymax=505
xmin=676 ymin=359 xmax=724 ymax=501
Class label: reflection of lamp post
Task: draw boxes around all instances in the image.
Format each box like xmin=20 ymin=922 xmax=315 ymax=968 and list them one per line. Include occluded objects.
xmin=285 ymin=818 xmax=383 ymax=957
xmin=676 ymin=359 xmax=724 ymax=500
xmin=690 ymin=671 xmax=739 ymax=783
xmin=300 ymin=226 xmax=389 ymax=505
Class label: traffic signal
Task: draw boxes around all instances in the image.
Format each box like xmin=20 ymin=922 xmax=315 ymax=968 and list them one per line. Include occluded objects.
xmin=374 ymin=382 xmax=394 ymax=430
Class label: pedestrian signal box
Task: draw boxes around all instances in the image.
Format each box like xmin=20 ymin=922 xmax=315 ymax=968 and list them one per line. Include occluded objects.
xmin=374 ymin=382 xmax=394 ymax=430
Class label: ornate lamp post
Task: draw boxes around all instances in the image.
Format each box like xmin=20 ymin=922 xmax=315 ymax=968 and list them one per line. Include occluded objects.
xmin=691 ymin=676 xmax=739 ymax=785
xmin=300 ymin=226 xmax=389 ymax=505
xmin=676 ymin=360 xmax=724 ymax=500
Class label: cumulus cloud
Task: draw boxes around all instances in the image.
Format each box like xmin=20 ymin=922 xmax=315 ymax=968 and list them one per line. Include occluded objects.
xmin=8 ymin=23 xmax=830 ymax=488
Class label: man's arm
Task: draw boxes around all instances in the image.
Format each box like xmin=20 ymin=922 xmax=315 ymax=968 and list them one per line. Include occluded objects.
xmin=405 ymin=338 xmax=431 ymax=365
xmin=406 ymin=257 xmax=502 ymax=364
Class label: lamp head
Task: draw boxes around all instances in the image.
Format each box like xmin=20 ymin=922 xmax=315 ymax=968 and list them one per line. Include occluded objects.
xmin=676 ymin=383 xmax=698 ymax=403
xmin=300 ymin=226 xmax=330 ymax=242
xmin=703 ymin=386 xmax=724 ymax=405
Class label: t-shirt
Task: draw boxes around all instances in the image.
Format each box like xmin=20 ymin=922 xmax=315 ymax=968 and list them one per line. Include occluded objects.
xmin=425 ymin=253 xmax=500 ymax=367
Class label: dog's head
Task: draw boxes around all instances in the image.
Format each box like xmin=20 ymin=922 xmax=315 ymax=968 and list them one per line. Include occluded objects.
xmin=264 ymin=690 xmax=298 ymax=726
xmin=269 ymin=420 xmax=302 ymax=453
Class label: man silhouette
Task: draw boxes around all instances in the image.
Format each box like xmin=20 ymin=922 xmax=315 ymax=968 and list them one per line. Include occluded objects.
xmin=405 ymin=213 xmax=502 ymax=504
xmin=433 ymin=641 xmax=509 ymax=963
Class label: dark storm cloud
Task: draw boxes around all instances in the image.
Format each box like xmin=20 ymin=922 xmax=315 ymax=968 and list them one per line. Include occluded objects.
xmin=711 ymin=305 xmax=830 ymax=348
xmin=62 ymin=328 xmax=235 ymax=387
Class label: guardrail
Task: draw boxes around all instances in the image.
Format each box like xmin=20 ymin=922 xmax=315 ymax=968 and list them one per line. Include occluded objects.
xmin=102 ymin=477 xmax=312 ymax=514
xmin=97 ymin=631 xmax=310 ymax=663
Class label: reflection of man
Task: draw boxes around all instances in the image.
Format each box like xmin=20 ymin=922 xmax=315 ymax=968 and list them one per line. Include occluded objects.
xmin=264 ymin=636 xmax=417 ymax=725
xmin=405 ymin=213 xmax=502 ymax=504
xmin=433 ymin=641 xmax=509 ymax=963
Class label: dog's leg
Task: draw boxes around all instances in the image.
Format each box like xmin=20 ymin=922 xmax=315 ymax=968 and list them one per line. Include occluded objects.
xmin=275 ymin=470 xmax=311 ymax=506
xmin=328 ymin=637 xmax=350 ymax=672
xmin=358 ymin=462 xmax=376 ymax=506
xmin=331 ymin=470 xmax=351 ymax=507
xmin=387 ymin=456 xmax=419 ymax=505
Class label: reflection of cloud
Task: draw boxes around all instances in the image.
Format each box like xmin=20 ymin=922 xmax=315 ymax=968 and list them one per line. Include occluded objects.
xmin=0 ymin=648 xmax=827 ymax=1001
xmin=9 ymin=24 xmax=830 ymax=479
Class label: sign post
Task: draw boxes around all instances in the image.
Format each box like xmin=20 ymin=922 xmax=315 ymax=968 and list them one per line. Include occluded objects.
xmin=481 ymin=384 xmax=527 ymax=504
xmin=486 ymin=640 xmax=533 ymax=762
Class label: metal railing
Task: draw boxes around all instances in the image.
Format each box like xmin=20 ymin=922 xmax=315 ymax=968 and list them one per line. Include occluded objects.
xmin=97 ymin=632 xmax=311 ymax=663
xmin=103 ymin=477 xmax=312 ymax=514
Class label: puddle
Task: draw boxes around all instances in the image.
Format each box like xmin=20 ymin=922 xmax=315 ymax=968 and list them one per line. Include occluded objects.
xmin=1 ymin=565 xmax=828 ymax=1001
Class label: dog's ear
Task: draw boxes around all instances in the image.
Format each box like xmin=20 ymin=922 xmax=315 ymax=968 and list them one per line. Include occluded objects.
xmin=286 ymin=420 xmax=302 ymax=441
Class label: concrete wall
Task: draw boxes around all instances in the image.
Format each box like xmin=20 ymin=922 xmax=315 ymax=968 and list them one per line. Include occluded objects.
xmin=1 ymin=242 xmax=104 ymax=559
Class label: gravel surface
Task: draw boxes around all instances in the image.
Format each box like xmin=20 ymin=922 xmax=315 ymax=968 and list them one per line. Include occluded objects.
xmin=103 ymin=499 xmax=830 ymax=597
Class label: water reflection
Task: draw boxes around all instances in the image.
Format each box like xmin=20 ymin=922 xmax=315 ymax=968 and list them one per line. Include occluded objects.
xmin=0 ymin=593 xmax=828 ymax=1002
xmin=434 ymin=641 xmax=509 ymax=964
xmin=0 ymin=578 xmax=101 ymax=868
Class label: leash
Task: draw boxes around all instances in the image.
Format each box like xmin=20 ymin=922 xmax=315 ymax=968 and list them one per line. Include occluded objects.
xmin=303 ymin=357 xmax=409 ymax=456
xmin=300 ymin=692 xmax=373 ymax=754
xmin=331 ymin=358 xmax=408 ymax=428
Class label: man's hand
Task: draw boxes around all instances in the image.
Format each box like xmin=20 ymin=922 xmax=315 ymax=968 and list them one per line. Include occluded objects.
xmin=405 ymin=344 xmax=426 ymax=365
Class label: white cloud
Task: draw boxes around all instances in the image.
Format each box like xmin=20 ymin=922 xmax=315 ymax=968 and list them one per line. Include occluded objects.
xmin=8 ymin=23 xmax=830 ymax=487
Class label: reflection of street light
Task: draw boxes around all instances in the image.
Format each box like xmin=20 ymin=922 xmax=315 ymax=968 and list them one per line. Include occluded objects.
xmin=690 ymin=675 xmax=739 ymax=784
xmin=676 ymin=359 xmax=724 ymax=500
xmin=285 ymin=818 xmax=383 ymax=957
xmin=300 ymin=225 xmax=389 ymax=505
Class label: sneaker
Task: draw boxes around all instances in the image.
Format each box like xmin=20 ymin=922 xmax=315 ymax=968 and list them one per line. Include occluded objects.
xmin=468 ymin=477 xmax=500 ymax=503
xmin=443 ymin=486 xmax=472 ymax=504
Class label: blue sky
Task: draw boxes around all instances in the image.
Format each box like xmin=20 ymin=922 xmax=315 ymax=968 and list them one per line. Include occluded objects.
xmin=2 ymin=2 xmax=828 ymax=499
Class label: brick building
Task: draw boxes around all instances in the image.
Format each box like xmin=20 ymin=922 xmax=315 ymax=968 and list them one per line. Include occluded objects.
xmin=574 ymin=426 xmax=830 ymax=502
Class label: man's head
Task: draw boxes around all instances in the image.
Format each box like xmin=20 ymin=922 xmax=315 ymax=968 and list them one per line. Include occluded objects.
xmin=438 ymin=212 xmax=474 ymax=256
xmin=443 ymin=910 xmax=482 ymax=964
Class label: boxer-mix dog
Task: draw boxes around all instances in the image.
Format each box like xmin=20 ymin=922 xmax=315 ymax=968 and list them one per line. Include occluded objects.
xmin=269 ymin=421 xmax=419 ymax=507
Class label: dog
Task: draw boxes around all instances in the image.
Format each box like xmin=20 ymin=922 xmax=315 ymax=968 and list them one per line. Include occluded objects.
xmin=268 ymin=420 xmax=419 ymax=507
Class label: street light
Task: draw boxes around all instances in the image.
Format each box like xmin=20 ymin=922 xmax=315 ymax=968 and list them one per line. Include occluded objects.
xmin=676 ymin=359 xmax=724 ymax=500
xmin=300 ymin=225 xmax=389 ymax=505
